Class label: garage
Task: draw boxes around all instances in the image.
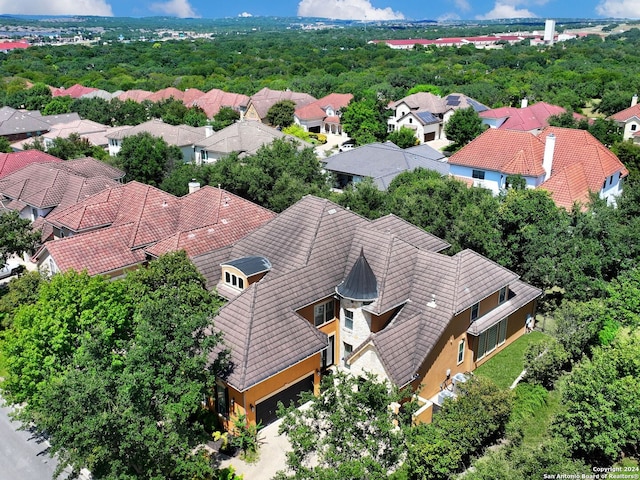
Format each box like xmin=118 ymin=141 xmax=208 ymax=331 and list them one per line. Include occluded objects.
xmin=255 ymin=375 xmax=314 ymax=427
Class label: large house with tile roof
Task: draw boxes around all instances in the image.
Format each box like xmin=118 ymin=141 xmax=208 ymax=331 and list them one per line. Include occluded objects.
xmin=187 ymin=89 xmax=250 ymax=119
xmin=480 ymin=100 xmax=586 ymax=134
xmin=34 ymin=181 xmax=275 ymax=278
xmin=387 ymin=92 xmax=488 ymax=143
xmin=0 ymin=158 xmax=124 ymax=240
xmin=609 ymin=95 xmax=640 ymax=143
xmin=194 ymin=120 xmax=305 ymax=164
xmin=448 ymin=126 xmax=628 ymax=209
xmin=106 ymin=118 xmax=209 ymax=161
xmin=243 ymin=87 xmax=317 ymax=124
xmin=192 ymin=196 xmax=541 ymax=429
xmin=50 ymin=84 xmax=99 ymax=99
xmin=0 ymin=106 xmax=81 ymax=142
xmin=323 ymin=141 xmax=448 ymax=190
xmin=293 ymin=93 xmax=353 ymax=135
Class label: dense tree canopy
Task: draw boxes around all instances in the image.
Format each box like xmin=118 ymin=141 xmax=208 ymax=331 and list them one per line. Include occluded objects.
xmin=0 ymin=211 xmax=40 ymax=267
xmin=116 ymin=131 xmax=183 ymax=186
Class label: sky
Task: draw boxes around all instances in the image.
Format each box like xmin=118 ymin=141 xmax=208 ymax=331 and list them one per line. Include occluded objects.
xmin=0 ymin=0 xmax=638 ymax=22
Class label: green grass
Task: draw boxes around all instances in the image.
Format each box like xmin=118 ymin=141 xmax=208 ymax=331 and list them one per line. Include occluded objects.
xmin=474 ymin=331 xmax=548 ymax=389
xmin=513 ymin=383 xmax=563 ymax=447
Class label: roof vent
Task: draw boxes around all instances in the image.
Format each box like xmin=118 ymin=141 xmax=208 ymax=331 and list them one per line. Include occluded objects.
xmin=162 ymin=200 xmax=168 ymax=207
xmin=188 ymin=233 xmax=195 ymax=239
xmin=221 ymin=218 xmax=228 ymax=224
xmin=328 ymin=208 xmax=337 ymax=215
xmin=427 ymin=294 xmax=437 ymax=308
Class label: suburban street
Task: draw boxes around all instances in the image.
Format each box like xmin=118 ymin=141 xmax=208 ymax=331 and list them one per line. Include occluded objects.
xmin=0 ymin=398 xmax=70 ymax=480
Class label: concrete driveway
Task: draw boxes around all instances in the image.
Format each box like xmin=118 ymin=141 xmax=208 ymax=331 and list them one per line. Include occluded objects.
xmin=218 ymin=416 xmax=291 ymax=480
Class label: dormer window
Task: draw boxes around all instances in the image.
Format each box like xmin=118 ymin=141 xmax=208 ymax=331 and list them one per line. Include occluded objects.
xmin=314 ymin=299 xmax=335 ymax=327
xmin=224 ymin=271 xmax=244 ymax=290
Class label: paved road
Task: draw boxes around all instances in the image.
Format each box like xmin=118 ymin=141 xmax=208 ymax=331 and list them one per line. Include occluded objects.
xmin=0 ymin=400 xmax=70 ymax=480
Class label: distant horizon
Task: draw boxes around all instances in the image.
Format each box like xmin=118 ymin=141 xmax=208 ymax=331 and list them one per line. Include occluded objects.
xmin=0 ymin=1 xmax=638 ymax=23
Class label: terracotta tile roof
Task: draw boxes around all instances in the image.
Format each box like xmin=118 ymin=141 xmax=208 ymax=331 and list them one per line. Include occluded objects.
xmin=51 ymin=84 xmax=99 ymax=98
xmin=187 ymin=88 xmax=249 ymax=118
xmin=0 ymin=41 xmax=30 ymax=51
xmin=37 ymin=183 xmax=275 ymax=277
xmin=448 ymin=126 xmax=628 ymax=209
xmin=193 ymin=196 xmax=537 ymax=391
xmin=448 ymin=128 xmax=546 ymax=176
xmin=295 ymin=93 xmax=354 ymax=122
xmin=294 ymin=103 xmax=326 ymax=121
xmin=181 ymin=88 xmax=206 ymax=105
xmin=117 ymin=89 xmax=153 ymax=102
xmin=479 ymin=101 xmax=584 ymax=132
xmin=145 ymin=87 xmax=186 ymax=103
xmin=0 ymin=150 xmax=62 ymax=178
xmin=609 ymin=103 xmax=640 ymax=122
xmin=247 ymin=87 xmax=317 ymax=120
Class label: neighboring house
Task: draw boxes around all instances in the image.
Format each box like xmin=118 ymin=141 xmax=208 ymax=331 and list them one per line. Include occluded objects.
xmin=117 ymin=89 xmax=153 ymax=103
xmin=145 ymin=87 xmax=206 ymax=106
xmin=0 ymin=158 xmax=123 ymax=239
xmin=192 ymin=196 xmax=541 ymax=430
xmin=106 ymin=119 xmax=208 ymax=161
xmin=448 ymin=126 xmax=628 ymax=209
xmin=10 ymin=118 xmax=111 ymax=151
xmin=50 ymin=84 xmax=99 ymax=98
xmin=0 ymin=106 xmax=81 ymax=142
xmin=323 ymin=141 xmax=448 ymax=190
xmin=480 ymin=99 xmax=586 ymax=134
xmin=187 ymin=88 xmax=250 ymax=119
xmin=193 ymin=120 xmax=305 ymax=164
xmin=80 ymin=89 xmax=123 ymax=101
xmin=243 ymin=87 xmax=316 ymax=124
xmin=387 ymin=92 xmax=488 ymax=143
xmin=294 ymin=93 xmax=353 ymax=135
xmin=0 ymin=150 xmax=62 ymax=178
xmin=0 ymin=41 xmax=30 ymax=53
xmin=34 ymin=182 xmax=275 ymax=278
xmin=609 ymin=95 xmax=640 ymax=143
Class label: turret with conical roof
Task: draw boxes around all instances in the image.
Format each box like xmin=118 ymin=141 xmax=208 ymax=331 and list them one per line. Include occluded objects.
xmin=336 ymin=247 xmax=378 ymax=302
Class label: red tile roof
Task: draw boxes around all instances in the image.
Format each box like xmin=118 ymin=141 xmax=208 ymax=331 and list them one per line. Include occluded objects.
xmin=0 ymin=41 xmax=29 ymax=51
xmin=117 ymin=89 xmax=153 ymax=102
xmin=145 ymin=87 xmax=185 ymax=103
xmin=294 ymin=93 xmax=353 ymax=122
xmin=187 ymin=89 xmax=250 ymax=118
xmin=0 ymin=150 xmax=62 ymax=178
xmin=51 ymin=84 xmax=99 ymax=98
xmin=480 ymin=102 xmax=585 ymax=132
xmin=449 ymin=126 xmax=628 ymax=209
xmin=609 ymin=103 xmax=640 ymax=122
xmin=38 ymin=182 xmax=275 ymax=276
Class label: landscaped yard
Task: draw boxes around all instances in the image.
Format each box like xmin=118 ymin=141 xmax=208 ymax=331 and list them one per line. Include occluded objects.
xmin=474 ymin=330 xmax=548 ymax=389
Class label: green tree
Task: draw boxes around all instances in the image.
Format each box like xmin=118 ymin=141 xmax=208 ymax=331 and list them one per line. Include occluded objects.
xmin=0 ymin=210 xmax=40 ymax=267
xmin=387 ymin=126 xmax=418 ymax=148
xmin=116 ymin=132 xmax=183 ymax=186
xmin=612 ymin=140 xmax=640 ymax=181
xmin=266 ymin=100 xmax=296 ymax=128
xmin=523 ymin=337 xmax=569 ymax=388
xmin=606 ymin=266 xmax=640 ymax=328
xmin=551 ymin=333 xmax=640 ymax=465
xmin=211 ymin=106 xmax=240 ymax=131
xmin=405 ymin=424 xmax=462 ymax=480
xmin=444 ymin=107 xmax=486 ymax=151
xmin=275 ymin=372 xmax=413 ymax=480
xmin=42 ymin=96 xmax=73 ymax=115
xmin=334 ymin=177 xmax=386 ymax=219
xmin=341 ymin=97 xmax=389 ymax=146
xmin=0 ymin=136 xmax=12 ymax=153
xmin=0 ymin=271 xmax=43 ymax=329
xmin=46 ymin=132 xmax=108 ymax=160
xmin=553 ymin=299 xmax=607 ymax=362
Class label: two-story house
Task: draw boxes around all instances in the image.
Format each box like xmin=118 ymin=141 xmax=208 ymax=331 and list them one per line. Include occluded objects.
xmin=480 ymin=99 xmax=587 ymax=134
xmin=293 ymin=93 xmax=353 ymax=136
xmin=193 ymin=196 xmax=541 ymax=429
xmin=242 ymin=87 xmax=316 ymax=124
xmin=387 ymin=92 xmax=488 ymax=144
xmin=609 ymin=95 xmax=640 ymax=144
xmin=448 ymin=126 xmax=628 ymax=209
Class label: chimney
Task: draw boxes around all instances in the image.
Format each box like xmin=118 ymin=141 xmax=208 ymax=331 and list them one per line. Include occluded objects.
xmin=521 ymin=97 xmax=528 ymax=109
xmin=205 ymin=124 xmax=213 ymax=137
xmin=632 ymin=94 xmax=638 ymax=107
xmin=543 ymin=133 xmax=556 ymax=181
xmin=188 ymin=179 xmax=201 ymax=193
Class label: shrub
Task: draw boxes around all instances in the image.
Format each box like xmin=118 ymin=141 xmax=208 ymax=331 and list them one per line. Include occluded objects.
xmin=523 ymin=338 xmax=568 ymax=388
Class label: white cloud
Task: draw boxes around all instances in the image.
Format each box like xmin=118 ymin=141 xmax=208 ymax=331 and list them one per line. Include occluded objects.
xmin=297 ymin=0 xmax=404 ymax=21
xmin=149 ymin=0 xmax=199 ymax=18
xmin=454 ymin=0 xmax=471 ymax=13
xmin=596 ymin=0 xmax=640 ymax=18
xmin=476 ymin=2 xmax=537 ymax=20
xmin=0 ymin=0 xmax=113 ymax=16
xmin=238 ymin=12 xmax=253 ymax=18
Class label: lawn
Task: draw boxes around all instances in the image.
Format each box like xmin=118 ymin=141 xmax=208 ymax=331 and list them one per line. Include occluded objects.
xmin=474 ymin=330 xmax=548 ymax=389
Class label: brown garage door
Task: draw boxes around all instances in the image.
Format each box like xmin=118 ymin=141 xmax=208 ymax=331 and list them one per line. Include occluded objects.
xmin=424 ymin=132 xmax=436 ymax=142
xmin=255 ymin=375 xmax=314 ymax=427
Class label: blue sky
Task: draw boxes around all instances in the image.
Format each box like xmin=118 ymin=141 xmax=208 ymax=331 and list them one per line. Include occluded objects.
xmin=0 ymin=0 xmax=638 ymax=21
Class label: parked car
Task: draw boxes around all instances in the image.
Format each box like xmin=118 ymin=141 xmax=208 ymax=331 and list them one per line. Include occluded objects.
xmin=339 ymin=140 xmax=356 ymax=152
xmin=0 ymin=262 xmax=25 ymax=280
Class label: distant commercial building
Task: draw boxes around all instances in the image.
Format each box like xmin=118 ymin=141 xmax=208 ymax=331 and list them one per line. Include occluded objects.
xmin=544 ymin=19 xmax=556 ymax=45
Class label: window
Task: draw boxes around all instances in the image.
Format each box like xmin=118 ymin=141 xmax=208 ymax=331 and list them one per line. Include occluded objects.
xmin=322 ymin=335 xmax=335 ymax=368
xmin=476 ymin=318 xmax=508 ymax=361
xmin=457 ymin=339 xmax=465 ymax=365
xmin=499 ymin=286 xmax=507 ymax=304
xmin=609 ymin=175 xmax=613 ymax=185
xmin=224 ymin=271 xmax=245 ymax=290
xmin=344 ymin=309 xmax=354 ymax=330
xmin=470 ymin=302 xmax=479 ymax=322
xmin=632 ymin=124 xmax=637 ymax=131
xmin=215 ymin=383 xmax=229 ymax=417
xmin=314 ymin=299 xmax=335 ymax=327
xmin=343 ymin=342 xmax=353 ymax=367
xmin=472 ymin=170 xmax=485 ymax=180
